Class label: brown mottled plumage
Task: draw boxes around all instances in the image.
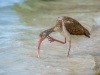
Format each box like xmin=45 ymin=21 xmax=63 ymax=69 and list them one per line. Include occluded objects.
xmin=55 ymin=16 xmax=90 ymax=38
xmin=38 ymin=16 xmax=90 ymax=58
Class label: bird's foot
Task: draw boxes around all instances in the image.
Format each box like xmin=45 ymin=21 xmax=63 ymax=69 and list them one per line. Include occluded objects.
xmin=47 ymin=36 xmax=55 ymax=43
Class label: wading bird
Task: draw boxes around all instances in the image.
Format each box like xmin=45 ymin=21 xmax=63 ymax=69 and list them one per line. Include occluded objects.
xmin=38 ymin=16 xmax=90 ymax=58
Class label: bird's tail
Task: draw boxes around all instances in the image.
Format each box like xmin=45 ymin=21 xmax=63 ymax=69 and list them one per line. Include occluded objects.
xmin=84 ymin=28 xmax=90 ymax=38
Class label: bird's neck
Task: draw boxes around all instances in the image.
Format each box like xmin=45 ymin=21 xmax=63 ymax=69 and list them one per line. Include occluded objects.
xmin=44 ymin=27 xmax=55 ymax=35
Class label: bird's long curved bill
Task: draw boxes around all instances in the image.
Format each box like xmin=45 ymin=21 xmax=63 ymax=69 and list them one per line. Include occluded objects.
xmin=38 ymin=37 xmax=43 ymax=58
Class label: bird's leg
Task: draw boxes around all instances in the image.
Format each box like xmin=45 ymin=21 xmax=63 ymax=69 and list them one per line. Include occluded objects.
xmin=67 ymin=40 xmax=71 ymax=57
xmin=47 ymin=36 xmax=66 ymax=44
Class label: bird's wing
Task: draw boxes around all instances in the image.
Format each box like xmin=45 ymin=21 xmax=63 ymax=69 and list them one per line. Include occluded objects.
xmin=63 ymin=18 xmax=85 ymax=35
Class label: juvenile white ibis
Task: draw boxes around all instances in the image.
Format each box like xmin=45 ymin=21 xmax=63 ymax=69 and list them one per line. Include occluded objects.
xmin=38 ymin=16 xmax=90 ymax=58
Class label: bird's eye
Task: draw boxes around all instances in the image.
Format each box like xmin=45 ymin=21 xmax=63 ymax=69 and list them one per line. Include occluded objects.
xmin=42 ymin=32 xmax=46 ymax=36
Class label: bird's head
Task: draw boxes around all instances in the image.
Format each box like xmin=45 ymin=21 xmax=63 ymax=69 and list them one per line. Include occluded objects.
xmin=38 ymin=30 xmax=49 ymax=58
xmin=39 ymin=31 xmax=48 ymax=40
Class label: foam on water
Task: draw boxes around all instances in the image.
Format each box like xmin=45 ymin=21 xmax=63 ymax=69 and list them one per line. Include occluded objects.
xmin=0 ymin=0 xmax=23 ymax=8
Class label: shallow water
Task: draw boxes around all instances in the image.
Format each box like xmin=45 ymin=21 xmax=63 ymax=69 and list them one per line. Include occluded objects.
xmin=0 ymin=0 xmax=100 ymax=75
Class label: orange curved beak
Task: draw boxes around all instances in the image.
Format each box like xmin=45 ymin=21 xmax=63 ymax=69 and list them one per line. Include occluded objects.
xmin=38 ymin=36 xmax=44 ymax=58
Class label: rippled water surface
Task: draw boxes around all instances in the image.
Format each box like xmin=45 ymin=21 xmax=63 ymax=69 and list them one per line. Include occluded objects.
xmin=0 ymin=0 xmax=100 ymax=75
